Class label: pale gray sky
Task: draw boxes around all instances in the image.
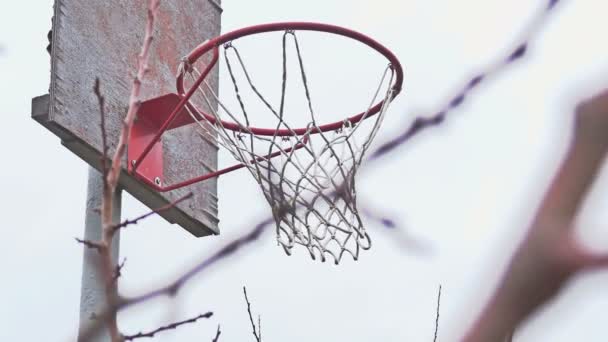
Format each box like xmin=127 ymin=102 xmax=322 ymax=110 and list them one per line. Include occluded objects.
xmin=2 ymin=1 xmax=608 ymax=341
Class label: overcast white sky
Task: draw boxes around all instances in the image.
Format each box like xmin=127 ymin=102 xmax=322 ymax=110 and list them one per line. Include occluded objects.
xmin=2 ymin=1 xmax=608 ymax=341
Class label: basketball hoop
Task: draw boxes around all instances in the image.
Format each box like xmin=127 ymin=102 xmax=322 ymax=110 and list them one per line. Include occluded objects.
xmin=128 ymin=22 xmax=404 ymax=263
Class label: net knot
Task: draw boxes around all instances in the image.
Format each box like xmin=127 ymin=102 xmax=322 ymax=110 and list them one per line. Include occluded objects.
xmin=178 ymin=56 xmax=193 ymax=75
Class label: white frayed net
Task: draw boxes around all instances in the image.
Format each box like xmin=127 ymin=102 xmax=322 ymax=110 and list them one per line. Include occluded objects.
xmin=181 ymin=31 xmax=397 ymax=264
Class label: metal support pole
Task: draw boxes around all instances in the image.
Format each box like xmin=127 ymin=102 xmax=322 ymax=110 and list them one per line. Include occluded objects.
xmin=77 ymin=167 xmax=122 ymax=341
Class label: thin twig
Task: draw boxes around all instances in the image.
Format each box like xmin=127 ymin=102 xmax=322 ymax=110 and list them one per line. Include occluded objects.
xmin=75 ymin=238 xmax=103 ymax=252
xmin=243 ymin=286 xmax=261 ymax=342
xmin=93 ymin=78 xmax=109 ymax=182
xmin=123 ymin=312 xmax=213 ymax=340
xmin=211 ymin=325 xmax=221 ymax=342
xmin=113 ymin=258 xmax=127 ymax=283
xmin=110 ymin=192 xmax=193 ymax=233
xmin=258 ymin=315 xmax=262 ymax=342
xmin=433 ymin=285 xmax=442 ymax=342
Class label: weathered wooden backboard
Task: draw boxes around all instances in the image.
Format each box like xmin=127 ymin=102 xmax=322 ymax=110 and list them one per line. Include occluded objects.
xmin=32 ymin=0 xmax=222 ymax=236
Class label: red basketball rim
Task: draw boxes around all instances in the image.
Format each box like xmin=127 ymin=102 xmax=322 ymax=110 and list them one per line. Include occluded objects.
xmin=176 ymin=22 xmax=404 ymax=137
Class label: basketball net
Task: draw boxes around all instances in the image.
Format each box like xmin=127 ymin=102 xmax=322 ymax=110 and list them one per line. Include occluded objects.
xmin=180 ymin=31 xmax=397 ymax=264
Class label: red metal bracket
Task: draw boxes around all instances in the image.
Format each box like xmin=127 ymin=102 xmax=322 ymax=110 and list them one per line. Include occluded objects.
xmin=127 ymin=22 xmax=403 ymax=192
xmin=128 ymin=47 xmax=220 ymax=192
xmin=127 ymin=46 xmax=309 ymax=192
xmin=128 ymin=93 xmax=195 ymax=190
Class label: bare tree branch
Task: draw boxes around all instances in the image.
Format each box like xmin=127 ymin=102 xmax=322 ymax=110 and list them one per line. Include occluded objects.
xmin=75 ymin=238 xmax=103 ymax=252
xmin=369 ymin=0 xmax=561 ymax=161
xmin=106 ymin=0 xmax=160 ymax=190
xmin=243 ymin=286 xmax=261 ymax=342
xmin=258 ymin=315 xmax=262 ymax=342
xmin=113 ymin=258 xmax=127 ymax=284
xmin=90 ymin=1 xmax=161 ymax=341
xmin=123 ymin=312 xmax=213 ymax=341
xmin=433 ymin=285 xmax=441 ymax=342
xmin=463 ymin=87 xmax=608 ymax=341
xmin=110 ymin=192 xmax=193 ymax=233
xmin=93 ymin=78 xmax=109 ymax=182
xmin=123 ymin=217 xmax=273 ymax=308
xmin=211 ymin=325 xmax=221 ymax=342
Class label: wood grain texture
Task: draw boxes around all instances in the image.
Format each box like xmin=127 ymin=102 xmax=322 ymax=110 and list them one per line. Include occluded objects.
xmin=42 ymin=0 xmax=222 ymax=236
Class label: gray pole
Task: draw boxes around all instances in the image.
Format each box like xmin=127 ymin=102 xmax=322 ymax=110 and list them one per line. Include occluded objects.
xmin=78 ymin=167 xmax=122 ymax=341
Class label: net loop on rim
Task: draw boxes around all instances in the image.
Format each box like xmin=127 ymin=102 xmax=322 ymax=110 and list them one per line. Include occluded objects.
xmin=179 ymin=25 xmax=400 ymax=264
xmin=178 ymin=55 xmax=193 ymax=75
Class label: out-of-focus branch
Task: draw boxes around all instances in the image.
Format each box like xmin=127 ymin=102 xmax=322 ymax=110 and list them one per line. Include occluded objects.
xmin=46 ymin=30 xmax=52 ymax=54
xmin=243 ymin=286 xmax=261 ymax=342
xmin=369 ymin=0 xmax=561 ymax=161
xmin=110 ymin=192 xmax=193 ymax=233
xmin=122 ymin=312 xmax=213 ymax=341
xmin=463 ymin=88 xmax=608 ymax=341
xmin=359 ymin=200 xmax=429 ymax=254
xmin=122 ymin=217 xmax=273 ymax=308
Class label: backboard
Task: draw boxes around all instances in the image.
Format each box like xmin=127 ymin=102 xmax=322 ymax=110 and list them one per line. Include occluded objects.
xmin=32 ymin=0 xmax=222 ymax=237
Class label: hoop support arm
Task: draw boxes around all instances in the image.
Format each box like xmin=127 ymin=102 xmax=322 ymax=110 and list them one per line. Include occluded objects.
xmin=130 ymin=46 xmax=220 ymax=174
xmin=134 ymin=137 xmax=309 ymax=192
xmin=128 ymin=41 xmax=310 ymax=190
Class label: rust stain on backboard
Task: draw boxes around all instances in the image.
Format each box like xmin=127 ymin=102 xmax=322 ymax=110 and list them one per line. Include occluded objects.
xmin=35 ymin=0 xmax=222 ymax=236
